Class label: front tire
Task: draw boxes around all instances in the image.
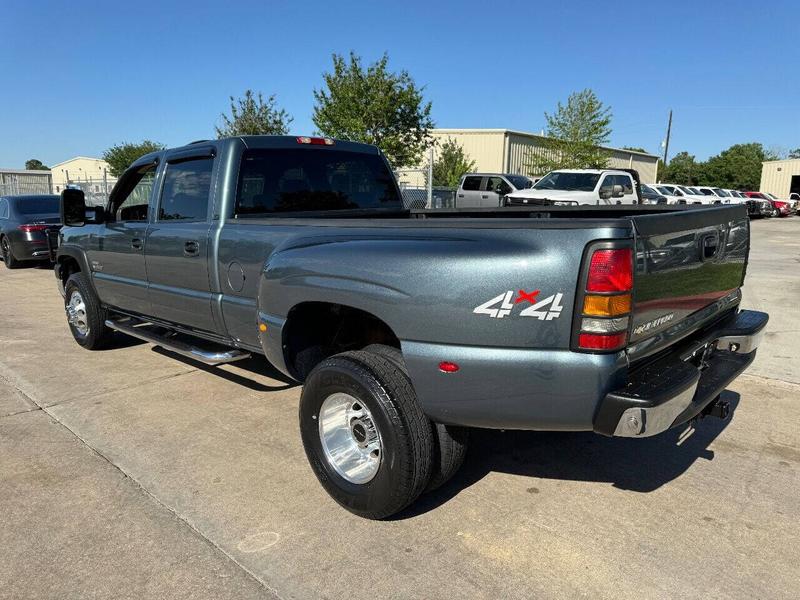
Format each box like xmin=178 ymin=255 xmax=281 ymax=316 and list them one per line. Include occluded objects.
xmin=1 ymin=236 xmax=21 ymax=269
xmin=64 ymin=273 xmax=114 ymax=349
xmin=299 ymin=350 xmax=434 ymax=519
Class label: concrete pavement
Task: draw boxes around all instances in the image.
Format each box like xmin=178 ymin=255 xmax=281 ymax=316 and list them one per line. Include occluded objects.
xmin=0 ymin=217 xmax=798 ymax=599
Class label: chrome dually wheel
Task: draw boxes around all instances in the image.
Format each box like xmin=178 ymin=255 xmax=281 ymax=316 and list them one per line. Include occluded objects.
xmin=319 ymin=392 xmax=382 ymax=484
xmin=66 ymin=290 xmax=89 ymax=336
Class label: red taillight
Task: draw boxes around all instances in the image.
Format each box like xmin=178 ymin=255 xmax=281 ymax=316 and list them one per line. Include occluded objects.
xmin=438 ymin=361 xmax=460 ymax=373
xmin=296 ymin=136 xmax=335 ymax=146
xmin=586 ymin=248 xmax=633 ymax=292
xmin=578 ymin=332 xmax=627 ymax=351
xmin=18 ymin=224 xmax=48 ymax=233
xmin=577 ymin=246 xmax=633 ymax=352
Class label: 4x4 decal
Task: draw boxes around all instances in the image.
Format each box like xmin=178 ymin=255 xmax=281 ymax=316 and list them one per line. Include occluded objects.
xmin=473 ymin=289 xmax=565 ymax=320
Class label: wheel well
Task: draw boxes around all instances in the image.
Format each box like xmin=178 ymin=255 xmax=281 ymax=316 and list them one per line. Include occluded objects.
xmin=283 ymin=302 xmax=400 ymax=380
xmin=57 ymin=256 xmax=81 ymax=287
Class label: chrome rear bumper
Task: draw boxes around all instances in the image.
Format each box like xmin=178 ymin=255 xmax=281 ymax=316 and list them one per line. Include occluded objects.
xmin=595 ymin=309 xmax=768 ymax=438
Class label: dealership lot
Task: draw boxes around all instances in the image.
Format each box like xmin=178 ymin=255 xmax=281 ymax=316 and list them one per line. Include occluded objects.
xmin=1 ymin=217 xmax=798 ymax=599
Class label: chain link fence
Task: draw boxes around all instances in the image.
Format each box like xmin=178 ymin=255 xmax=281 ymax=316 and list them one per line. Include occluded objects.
xmin=394 ymin=164 xmax=457 ymax=209
xmin=61 ymin=178 xmax=116 ymax=207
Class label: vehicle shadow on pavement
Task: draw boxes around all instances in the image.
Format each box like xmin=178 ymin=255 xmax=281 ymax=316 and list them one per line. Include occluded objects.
xmin=151 ymin=347 xmax=298 ymax=392
xmin=398 ymin=391 xmax=740 ymax=519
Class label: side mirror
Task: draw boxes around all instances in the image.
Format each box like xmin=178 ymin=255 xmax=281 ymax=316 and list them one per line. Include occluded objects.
xmin=612 ymin=184 xmax=625 ymax=198
xmin=599 ymin=186 xmax=612 ymax=200
xmin=494 ymin=183 xmax=509 ymax=195
xmin=61 ymin=189 xmax=87 ymax=226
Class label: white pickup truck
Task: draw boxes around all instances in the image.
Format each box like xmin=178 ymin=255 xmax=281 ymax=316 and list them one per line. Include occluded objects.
xmin=505 ymin=169 xmax=639 ymax=206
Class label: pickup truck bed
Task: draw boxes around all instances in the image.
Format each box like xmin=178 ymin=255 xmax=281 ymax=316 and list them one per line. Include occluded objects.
xmin=54 ymin=136 xmax=767 ymax=518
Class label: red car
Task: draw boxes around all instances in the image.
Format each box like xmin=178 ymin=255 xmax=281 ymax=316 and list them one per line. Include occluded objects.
xmin=743 ymin=192 xmax=790 ymax=217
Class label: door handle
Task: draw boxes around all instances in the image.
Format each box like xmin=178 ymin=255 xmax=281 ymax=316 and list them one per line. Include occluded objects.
xmin=481 ymin=194 xmax=489 ymax=199
xmin=131 ymin=238 xmax=143 ymax=250
xmin=183 ymin=240 xmax=200 ymax=257
xmin=457 ymin=194 xmax=465 ymax=198
xmin=700 ymin=233 xmax=719 ymax=260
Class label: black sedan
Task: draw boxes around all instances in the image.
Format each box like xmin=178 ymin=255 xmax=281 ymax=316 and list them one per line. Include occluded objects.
xmin=0 ymin=195 xmax=61 ymax=268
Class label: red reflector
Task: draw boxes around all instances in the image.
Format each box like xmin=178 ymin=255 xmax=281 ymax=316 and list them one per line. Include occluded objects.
xmin=438 ymin=361 xmax=460 ymax=373
xmin=18 ymin=224 xmax=48 ymax=233
xmin=578 ymin=332 xmax=627 ymax=350
xmin=296 ymin=136 xmax=334 ymax=145
xmin=587 ymin=248 xmax=633 ymax=292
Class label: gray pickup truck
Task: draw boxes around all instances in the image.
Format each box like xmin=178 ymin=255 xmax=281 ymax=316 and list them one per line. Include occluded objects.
xmin=55 ymin=135 xmax=768 ymax=519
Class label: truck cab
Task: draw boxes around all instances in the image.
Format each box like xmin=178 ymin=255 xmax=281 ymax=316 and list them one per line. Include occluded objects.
xmin=456 ymin=173 xmax=533 ymax=208
xmin=505 ymin=169 xmax=639 ymax=206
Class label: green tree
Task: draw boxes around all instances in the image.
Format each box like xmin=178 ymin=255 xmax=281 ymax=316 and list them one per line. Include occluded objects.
xmin=215 ymin=90 xmax=293 ymax=138
xmin=102 ymin=140 xmax=165 ymax=177
xmin=622 ymin=146 xmax=647 ymax=153
xmin=428 ymin=138 xmax=476 ymax=187
xmin=312 ymin=52 xmax=434 ymax=168
xmin=25 ymin=159 xmax=49 ymax=170
xmin=702 ymin=143 xmax=771 ymax=190
xmin=525 ymin=89 xmax=613 ymax=175
xmin=660 ymin=151 xmax=701 ymax=185
xmin=789 ymin=148 xmax=800 ymax=159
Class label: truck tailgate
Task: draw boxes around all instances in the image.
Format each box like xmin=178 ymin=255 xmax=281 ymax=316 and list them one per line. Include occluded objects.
xmin=628 ymin=205 xmax=749 ymax=355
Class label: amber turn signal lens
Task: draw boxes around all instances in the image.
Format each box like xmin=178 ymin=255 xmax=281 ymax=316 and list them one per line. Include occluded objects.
xmin=258 ymin=323 xmax=267 ymax=332
xmin=583 ymin=293 xmax=631 ymax=317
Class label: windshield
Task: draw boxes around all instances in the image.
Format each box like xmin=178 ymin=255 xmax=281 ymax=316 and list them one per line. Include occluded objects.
xmin=234 ymin=148 xmax=401 ymax=215
xmin=766 ymin=193 xmax=778 ymax=199
xmin=713 ymin=188 xmax=729 ymax=197
xmin=506 ymin=175 xmax=532 ymax=189
xmin=13 ymin=196 xmax=59 ymax=215
xmin=698 ymin=188 xmax=715 ymax=196
xmin=679 ymin=186 xmax=696 ymax=195
xmin=534 ymin=171 xmax=600 ymax=192
xmin=656 ymin=186 xmax=675 ymax=195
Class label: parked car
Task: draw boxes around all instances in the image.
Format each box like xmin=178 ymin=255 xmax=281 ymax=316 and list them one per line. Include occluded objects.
xmin=55 ymin=135 xmax=767 ymax=519
xmin=505 ymin=169 xmax=639 ymax=205
xmin=694 ymin=186 xmax=728 ymax=202
xmin=640 ymin=184 xmax=668 ymax=204
xmin=0 ymin=194 xmax=61 ymax=268
xmin=653 ymin=184 xmax=714 ymax=205
xmin=456 ymin=173 xmax=533 ymax=208
xmin=763 ymin=192 xmax=797 ymax=214
xmin=744 ymin=192 xmax=789 ymax=217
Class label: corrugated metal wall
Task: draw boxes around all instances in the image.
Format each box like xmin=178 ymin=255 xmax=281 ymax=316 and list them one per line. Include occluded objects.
xmin=760 ymin=159 xmax=800 ymax=197
xmin=505 ymin=132 xmax=659 ymax=183
xmin=430 ymin=130 xmax=506 ymax=172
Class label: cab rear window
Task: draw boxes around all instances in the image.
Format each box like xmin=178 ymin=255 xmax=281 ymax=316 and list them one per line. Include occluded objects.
xmin=235 ymin=149 xmax=401 ymax=215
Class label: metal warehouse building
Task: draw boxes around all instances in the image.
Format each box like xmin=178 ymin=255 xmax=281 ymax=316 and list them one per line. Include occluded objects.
xmin=0 ymin=168 xmax=53 ymax=196
xmin=398 ymin=129 xmax=660 ymax=187
xmin=760 ymin=158 xmax=800 ymax=198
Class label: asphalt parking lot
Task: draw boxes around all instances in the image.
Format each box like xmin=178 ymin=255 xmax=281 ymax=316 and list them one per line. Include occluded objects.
xmin=1 ymin=217 xmax=798 ymax=600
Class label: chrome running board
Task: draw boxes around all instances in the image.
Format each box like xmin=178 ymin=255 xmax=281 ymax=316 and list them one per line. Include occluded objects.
xmin=105 ymin=319 xmax=250 ymax=366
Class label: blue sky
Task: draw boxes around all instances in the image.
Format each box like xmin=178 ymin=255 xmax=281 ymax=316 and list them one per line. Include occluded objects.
xmin=1 ymin=0 xmax=798 ymax=168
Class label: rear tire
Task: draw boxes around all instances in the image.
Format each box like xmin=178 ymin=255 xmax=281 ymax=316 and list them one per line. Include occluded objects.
xmin=1 ymin=236 xmax=21 ymax=269
xmin=364 ymin=344 xmax=469 ymax=492
xmin=299 ymin=350 xmax=434 ymax=519
xmin=64 ymin=272 xmax=114 ymax=349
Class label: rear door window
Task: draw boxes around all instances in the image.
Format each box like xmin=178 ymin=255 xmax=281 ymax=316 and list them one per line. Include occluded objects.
xmin=461 ymin=176 xmax=482 ymax=191
xmin=158 ymin=158 xmax=213 ymax=221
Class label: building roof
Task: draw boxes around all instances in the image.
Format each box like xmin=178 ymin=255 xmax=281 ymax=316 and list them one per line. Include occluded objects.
xmin=0 ymin=168 xmax=52 ymax=175
xmin=431 ymin=128 xmax=660 ymax=159
xmin=762 ymin=158 xmax=800 ymax=165
xmin=50 ymin=156 xmax=109 ymax=169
